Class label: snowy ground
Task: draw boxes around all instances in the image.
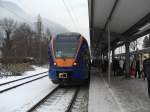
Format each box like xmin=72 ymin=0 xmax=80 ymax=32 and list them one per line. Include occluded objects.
xmin=0 ymin=65 xmax=89 ymax=112
xmin=0 ymin=65 xmax=58 ymax=112
xmin=0 ymin=76 xmax=57 ymax=112
xmin=89 ymin=67 xmax=150 ymax=112
xmin=0 ymin=65 xmax=48 ymax=84
xmin=71 ymin=86 xmax=89 ymax=112
xmin=2 ymin=66 xmax=150 ymax=112
xmin=32 ymin=87 xmax=77 ymax=112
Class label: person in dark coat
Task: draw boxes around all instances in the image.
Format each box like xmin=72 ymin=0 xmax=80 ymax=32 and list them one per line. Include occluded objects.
xmin=143 ymin=55 xmax=150 ymax=98
xmin=136 ymin=58 xmax=141 ymax=78
xmin=112 ymin=58 xmax=120 ymax=76
xmin=112 ymin=58 xmax=117 ymax=76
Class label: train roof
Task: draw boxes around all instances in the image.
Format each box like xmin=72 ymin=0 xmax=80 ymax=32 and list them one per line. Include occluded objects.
xmin=54 ymin=32 xmax=88 ymax=45
xmin=56 ymin=32 xmax=81 ymax=37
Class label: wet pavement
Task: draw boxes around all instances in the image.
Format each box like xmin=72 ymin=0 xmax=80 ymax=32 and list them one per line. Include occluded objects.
xmin=89 ymin=67 xmax=150 ymax=112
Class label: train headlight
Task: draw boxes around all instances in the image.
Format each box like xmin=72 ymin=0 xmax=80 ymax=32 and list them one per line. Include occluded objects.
xmin=73 ymin=62 xmax=77 ymax=66
xmin=54 ymin=62 xmax=57 ymax=66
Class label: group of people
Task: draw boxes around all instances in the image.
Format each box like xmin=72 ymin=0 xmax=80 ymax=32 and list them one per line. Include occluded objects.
xmin=129 ymin=56 xmax=150 ymax=80
xmin=112 ymin=58 xmax=125 ymax=77
xmin=101 ymin=55 xmax=150 ymax=97
xmin=111 ymin=55 xmax=150 ymax=98
xmin=101 ymin=58 xmax=125 ymax=75
xmin=130 ymin=58 xmax=142 ymax=79
xmin=115 ymin=55 xmax=150 ymax=98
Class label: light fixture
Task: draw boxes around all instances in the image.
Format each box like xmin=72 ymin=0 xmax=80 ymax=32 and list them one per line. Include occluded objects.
xmin=54 ymin=62 xmax=57 ymax=66
xmin=139 ymin=23 xmax=150 ymax=31
xmin=73 ymin=62 xmax=77 ymax=66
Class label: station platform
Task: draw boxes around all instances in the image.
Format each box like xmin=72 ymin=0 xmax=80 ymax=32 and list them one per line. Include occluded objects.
xmin=88 ymin=67 xmax=150 ymax=112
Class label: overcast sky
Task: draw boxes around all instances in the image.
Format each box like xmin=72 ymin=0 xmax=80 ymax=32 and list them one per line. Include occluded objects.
xmin=3 ymin=0 xmax=90 ymax=44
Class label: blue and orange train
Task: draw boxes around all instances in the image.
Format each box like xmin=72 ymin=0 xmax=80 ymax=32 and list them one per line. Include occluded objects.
xmin=48 ymin=32 xmax=91 ymax=85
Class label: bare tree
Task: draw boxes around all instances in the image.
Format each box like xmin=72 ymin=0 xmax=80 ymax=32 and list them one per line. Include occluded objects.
xmin=12 ymin=23 xmax=34 ymax=57
xmin=0 ymin=30 xmax=3 ymax=47
xmin=0 ymin=30 xmax=3 ymax=58
xmin=12 ymin=22 xmax=48 ymax=64
xmin=0 ymin=18 xmax=16 ymax=57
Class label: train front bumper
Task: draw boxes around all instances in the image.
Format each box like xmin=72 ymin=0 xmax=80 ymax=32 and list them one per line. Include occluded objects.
xmin=48 ymin=67 xmax=88 ymax=85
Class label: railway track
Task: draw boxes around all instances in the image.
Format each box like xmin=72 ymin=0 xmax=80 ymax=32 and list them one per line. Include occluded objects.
xmin=27 ymin=86 xmax=80 ymax=112
xmin=0 ymin=71 xmax=48 ymax=86
xmin=0 ymin=71 xmax=48 ymax=93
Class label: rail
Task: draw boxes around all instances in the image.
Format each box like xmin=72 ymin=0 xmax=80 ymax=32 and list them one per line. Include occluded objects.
xmin=0 ymin=72 xmax=48 ymax=93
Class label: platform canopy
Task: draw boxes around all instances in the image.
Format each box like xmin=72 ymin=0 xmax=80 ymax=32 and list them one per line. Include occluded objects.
xmin=88 ymin=0 xmax=150 ymax=53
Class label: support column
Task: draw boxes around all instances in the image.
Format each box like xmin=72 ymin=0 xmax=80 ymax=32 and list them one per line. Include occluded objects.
xmin=107 ymin=23 xmax=111 ymax=86
xmin=101 ymin=51 xmax=104 ymax=68
xmin=125 ymin=41 xmax=130 ymax=78
xmin=106 ymin=52 xmax=108 ymax=61
xmin=99 ymin=51 xmax=102 ymax=68
xmin=112 ymin=49 xmax=115 ymax=62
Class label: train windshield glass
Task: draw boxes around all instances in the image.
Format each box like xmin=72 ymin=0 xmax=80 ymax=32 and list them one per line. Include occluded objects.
xmin=54 ymin=36 xmax=80 ymax=58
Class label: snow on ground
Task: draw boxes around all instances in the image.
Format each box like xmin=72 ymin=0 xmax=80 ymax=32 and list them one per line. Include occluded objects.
xmin=0 ymin=76 xmax=57 ymax=112
xmin=0 ymin=65 xmax=48 ymax=84
xmin=0 ymin=73 xmax=47 ymax=91
xmin=89 ymin=67 xmax=150 ymax=112
xmin=33 ymin=88 xmax=76 ymax=112
xmin=71 ymin=86 xmax=89 ymax=112
xmin=2 ymin=66 xmax=149 ymax=112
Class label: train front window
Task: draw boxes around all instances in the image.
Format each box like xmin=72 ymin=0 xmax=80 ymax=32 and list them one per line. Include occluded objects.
xmin=54 ymin=36 xmax=80 ymax=58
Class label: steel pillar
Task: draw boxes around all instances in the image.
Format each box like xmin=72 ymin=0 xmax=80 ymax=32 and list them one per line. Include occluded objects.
xmin=125 ymin=41 xmax=130 ymax=77
xmin=112 ymin=49 xmax=115 ymax=61
xmin=108 ymin=24 xmax=111 ymax=86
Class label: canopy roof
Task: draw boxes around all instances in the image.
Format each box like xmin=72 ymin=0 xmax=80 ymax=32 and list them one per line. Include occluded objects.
xmin=88 ymin=0 xmax=150 ymax=53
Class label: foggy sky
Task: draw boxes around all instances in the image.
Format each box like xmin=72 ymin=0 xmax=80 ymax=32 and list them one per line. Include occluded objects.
xmin=2 ymin=0 xmax=90 ymax=44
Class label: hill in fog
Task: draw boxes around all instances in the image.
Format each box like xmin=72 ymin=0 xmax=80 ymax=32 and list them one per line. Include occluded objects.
xmin=0 ymin=0 xmax=68 ymax=35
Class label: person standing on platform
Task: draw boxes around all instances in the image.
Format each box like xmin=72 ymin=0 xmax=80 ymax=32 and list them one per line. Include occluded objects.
xmin=143 ymin=56 xmax=147 ymax=80
xmin=136 ymin=58 xmax=141 ymax=78
xmin=130 ymin=59 xmax=136 ymax=78
xmin=119 ymin=59 xmax=124 ymax=75
xmin=113 ymin=58 xmax=120 ymax=76
xmin=103 ymin=59 xmax=108 ymax=72
xmin=143 ymin=55 xmax=150 ymax=98
xmin=112 ymin=58 xmax=117 ymax=76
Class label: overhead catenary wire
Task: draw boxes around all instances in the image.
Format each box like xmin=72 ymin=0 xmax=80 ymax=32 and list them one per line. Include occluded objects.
xmin=16 ymin=0 xmax=32 ymax=15
xmin=15 ymin=0 xmax=80 ymax=32
xmin=66 ymin=0 xmax=80 ymax=28
xmin=61 ymin=0 xmax=78 ymax=31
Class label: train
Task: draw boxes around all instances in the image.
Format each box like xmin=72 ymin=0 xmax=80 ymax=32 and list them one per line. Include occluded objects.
xmin=48 ymin=32 xmax=91 ymax=85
